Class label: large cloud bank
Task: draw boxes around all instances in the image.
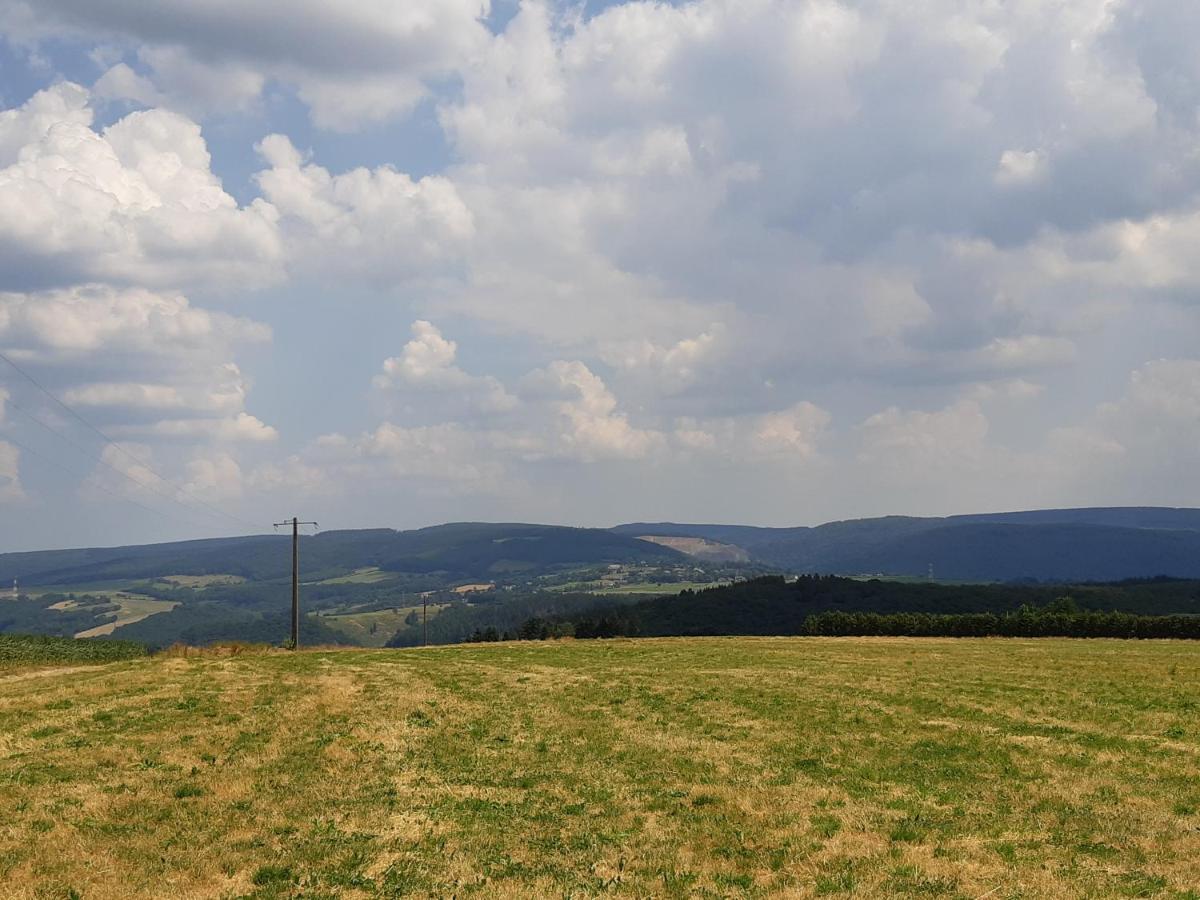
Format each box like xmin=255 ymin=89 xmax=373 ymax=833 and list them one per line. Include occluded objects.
xmin=2 ymin=0 xmax=1200 ymax=544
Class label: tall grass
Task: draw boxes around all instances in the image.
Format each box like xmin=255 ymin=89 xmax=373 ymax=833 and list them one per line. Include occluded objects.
xmin=0 ymin=633 xmax=147 ymax=667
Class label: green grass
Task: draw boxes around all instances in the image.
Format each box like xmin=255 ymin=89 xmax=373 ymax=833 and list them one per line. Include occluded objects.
xmin=24 ymin=580 xmax=140 ymax=597
xmin=596 ymin=580 xmax=728 ymax=595
xmin=63 ymin=592 xmax=178 ymax=638
xmin=312 ymin=567 xmax=396 ymax=585
xmin=549 ymin=580 xmax=724 ymax=594
xmin=155 ymin=574 xmax=247 ymax=589
xmin=1 ymin=637 xmax=1198 ymax=898
xmin=316 ymin=604 xmax=446 ymax=647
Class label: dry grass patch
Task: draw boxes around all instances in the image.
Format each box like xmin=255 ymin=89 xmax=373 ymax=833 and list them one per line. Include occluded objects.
xmin=0 ymin=638 xmax=1198 ymax=898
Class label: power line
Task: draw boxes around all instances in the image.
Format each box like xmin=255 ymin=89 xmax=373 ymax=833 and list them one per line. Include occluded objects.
xmin=0 ymin=429 xmax=210 ymax=530
xmin=0 ymin=347 xmax=256 ymax=529
xmin=4 ymin=397 xmax=217 ymax=530
xmin=0 ymin=348 xmax=260 ymax=532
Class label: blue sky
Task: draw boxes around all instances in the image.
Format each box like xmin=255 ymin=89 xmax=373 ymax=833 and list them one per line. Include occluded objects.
xmin=2 ymin=0 xmax=1200 ymax=550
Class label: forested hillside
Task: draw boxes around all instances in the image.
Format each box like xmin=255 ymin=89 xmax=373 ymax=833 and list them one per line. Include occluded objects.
xmin=1 ymin=523 xmax=683 ymax=586
xmin=617 ymin=507 xmax=1200 ymax=580
xmin=0 ymin=523 xmax=688 ymax=648
xmin=530 ymin=575 xmax=1200 ymax=639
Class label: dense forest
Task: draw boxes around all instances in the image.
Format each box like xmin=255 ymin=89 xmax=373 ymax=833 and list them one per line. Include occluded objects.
xmin=801 ymin=602 xmax=1200 ymax=638
xmin=500 ymin=575 xmax=1200 ymax=641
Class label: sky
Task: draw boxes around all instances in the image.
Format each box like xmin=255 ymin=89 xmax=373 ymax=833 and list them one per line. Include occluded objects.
xmin=1 ymin=0 xmax=1200 ymax=550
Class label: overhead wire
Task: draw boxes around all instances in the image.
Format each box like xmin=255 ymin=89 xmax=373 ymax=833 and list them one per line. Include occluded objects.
xmin=0 ymin=429 xmax=209 ymax=530
xmin=0 ymin=348 xmax=260 ymax=533
xmin=4 ymin=396 xmax=217 ymax=530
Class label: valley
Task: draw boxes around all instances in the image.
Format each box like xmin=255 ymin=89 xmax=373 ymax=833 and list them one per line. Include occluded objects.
xmin=6 ymin=508 xmax=1200 ymax=649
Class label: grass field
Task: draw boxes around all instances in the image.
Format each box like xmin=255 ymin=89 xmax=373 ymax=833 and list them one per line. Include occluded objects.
xmin=318 ymin=605 xmax=446 ymax=647
xmin=47 ymin=591 xmax=179 ymax=638
xmin=549 ymin=580 xmax=725 ymax=595
xmin=596 ymin=581 xmax=729 ymax=595
xmin=1 ymin=638 xmax=1197 ymax=898
xmin=157 ymin=574 xmax=248 ymax=589
xmin=75 ymin=593 xmax=179 ymax=638
xmin=314 ymin=568 xmax=395 ymax=586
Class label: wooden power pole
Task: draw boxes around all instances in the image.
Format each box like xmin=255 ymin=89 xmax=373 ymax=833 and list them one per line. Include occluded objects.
xmin=274 ymin=516 xmax=318 ymax=649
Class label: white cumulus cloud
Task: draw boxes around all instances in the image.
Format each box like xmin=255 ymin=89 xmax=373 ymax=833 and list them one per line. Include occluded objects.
xmin=374 ymin=321 xmax=516 ymax=414
xmin=255 ymin=135 xmax=473 ymax=285
xmin=0 ymin=84 xmax=281 ymax=292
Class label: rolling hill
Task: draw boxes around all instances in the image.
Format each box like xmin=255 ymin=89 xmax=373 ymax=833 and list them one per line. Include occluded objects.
xmin=16 ymin=507 xmax=1200 ymax=592
xmin=0 ymin=523 xmax=687 ymax=648
xmin=10 ymin=507 xmax=1200 ymax=648
xmin=1 ymin=522 xmax=684 ymax=587
xmin=615 ymin=507 xmax=1200 ymax=581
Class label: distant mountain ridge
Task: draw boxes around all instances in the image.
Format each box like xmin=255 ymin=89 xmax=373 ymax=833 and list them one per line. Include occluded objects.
xmin=0 ymin=523 xmax=683 ymax=586
xmin=613 ymin=507 xmax=1200 ymax=581
xmin=6 ymin=508 xmax=1200 ymax=587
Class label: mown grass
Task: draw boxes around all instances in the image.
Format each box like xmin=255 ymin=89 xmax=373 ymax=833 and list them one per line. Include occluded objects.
xmin=0 ymin=638 xmax=1198 ymax=898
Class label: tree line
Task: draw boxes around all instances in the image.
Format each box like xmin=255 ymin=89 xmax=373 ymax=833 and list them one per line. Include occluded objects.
xmin=498 ymin=593 xmax=1200 ymax=642
xmin=801 ymin=598 xmax=1200 ymax=638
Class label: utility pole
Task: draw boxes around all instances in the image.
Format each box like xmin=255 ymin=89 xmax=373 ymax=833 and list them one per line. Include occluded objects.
xmin=423 ymin=594 xmax=428 ymax=647
xmin=274 ymin=517 xmax=318 ymax=649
